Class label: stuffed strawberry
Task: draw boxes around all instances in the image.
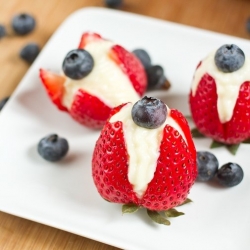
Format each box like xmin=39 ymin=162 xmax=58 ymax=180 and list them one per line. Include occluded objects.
xmin=40 ymin=32 xmax=147 ymax=129
xmin=189 ymin=44 xmax=250 ymax=145
xmin=92 ymin=96 xmax=197 ymax=224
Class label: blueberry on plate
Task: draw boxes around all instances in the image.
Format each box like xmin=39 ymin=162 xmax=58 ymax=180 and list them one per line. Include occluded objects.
xmin=20 ymin=43 xmax=40 ymax=63
xmin=0 ymin=24 xmax=6 ymax=38
xmin=105 ymin=0 xmax=123 ymax=8
xmin=62 ymin=49 xmax=94 ymax=80
xmin=216 ymin=162 xmax=244 ymax=187
xmin=38 ymin=134 xmax=69 ymax=162
xmin=132 ymin=49 xmax=151 ymax=69
xmin=196 ymin=151 xmax=219 ymax=181
xmin=0 ymin=96 xmax=9 ymax=111
xmin=214 ymin=44 xmax=245 ymax=73
xmin=11 ymin=13 xmax=36 ymax=35
xmin=131 ymin=96 xmax=167 ymax=129
xmin=146 ymin=65 xmax=168 ymax=90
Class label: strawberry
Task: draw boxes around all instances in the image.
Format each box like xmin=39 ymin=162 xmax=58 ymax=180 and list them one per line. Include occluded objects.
xmin=40 ymin=32 xmax=147 ymax=129
xmin=109 ymin=45 xmax=147 ymax=96
xmin=39 ymin=69 xmax=67 ymax=111
xmin=189 ymin=56 xmax=250 ymax=145
xmin=92 ymin=98 xmax=197 ymax=220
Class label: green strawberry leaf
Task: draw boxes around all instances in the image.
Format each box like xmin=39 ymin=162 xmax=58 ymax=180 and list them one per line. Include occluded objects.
xmin=242 ymin=138 xmax=250 ymax=144
xmin=226 ymin=144 xmax=240 ymax=155
xmin=122 ymin=203 xmax=139 ymax=214
xmin=165 ymin=208 xmax=184 ymax=218
xmin=210 ymin=140 xmax=225 ymax=148
xmin=191 ymin=128 xmax=205 ymax=138
xmin=146 ymin=210 xmax=171 ymax=226
xmin=185 ymin=115 xmax=192 ymax=120
xmin=177 ymin=198 xmax=192 ymax=207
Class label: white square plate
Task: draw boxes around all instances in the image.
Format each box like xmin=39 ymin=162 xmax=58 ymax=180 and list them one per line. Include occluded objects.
xmin=0 ymin=7 xmax=250 ymax=250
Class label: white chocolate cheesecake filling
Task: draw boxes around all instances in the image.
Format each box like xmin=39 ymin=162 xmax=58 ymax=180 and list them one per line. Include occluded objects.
xmin=110 ymin=103 xmax=187 ymax=198
xmin=191 ymin=51 xmax=250 ymax=123
xmin=62 ymin=40 xmax=140 ymax=109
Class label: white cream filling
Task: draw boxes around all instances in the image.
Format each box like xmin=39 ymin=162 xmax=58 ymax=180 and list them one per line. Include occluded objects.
xmin=110 ymin=103 xmax=187 ymax=198
xmin=62 ymin=40 xmax=140 ymax=109
xmin=191 ymin=50 xmax=250 ymax=123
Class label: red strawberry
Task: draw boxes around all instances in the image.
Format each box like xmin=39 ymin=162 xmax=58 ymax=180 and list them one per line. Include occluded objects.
xmin=92 ymin=101 xmax=197 ymax=213
xmin=78 ymin=32 xmax=102 ymax=48
xmin=40 ymin=32 xmax=147 ymax=129
xmin=39 ymin=69 xmax=67 ymax=111
xmin=109 ymin=45 xmax=147 ymax=96
xmin=189 ymin=62 xmax=250 ymax=145
xmin=70 ymin=89 xmax=112 ymax=129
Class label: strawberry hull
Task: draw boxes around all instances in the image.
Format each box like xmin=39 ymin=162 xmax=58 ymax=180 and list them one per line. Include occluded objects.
xmin=189 ymin=72 xmax=250 ymax=144
xmin=92 ymin=107 xmax=197 ymax=211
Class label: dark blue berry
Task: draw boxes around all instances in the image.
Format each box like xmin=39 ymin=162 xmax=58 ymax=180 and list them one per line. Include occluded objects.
xmin=214 ymin=44 xmax=245 ymax=73
xmin=196 ymin=151 xmax=219 ymax=181
xmin=146 ymin=65 xmax=168 ymax=90
xmin=246 ymin=17 xmax=250 ymax=33
xmin=20 ymin=43 xmax=40 ymax=63
xmin=132 ymin=49 xmax=151 ymax=69
xmin=216 ymin=162 xmax=244 ymax=187
xmin=62 ymin=49 xmax=94 ymax=80
xmin=38 ymin=134 xmax=69 ymax=162
xmin=0 ymin=96 xmax=9 ymax=111
xmin=105 ymin=0 xmax=123 ymax=8
xmin=0 ymin=25 xmax=6 ymax=38
xmin=12 ymin=13 xmax=36 ymax=35
xmin=131 ymin=96 xmax=167 ymax=129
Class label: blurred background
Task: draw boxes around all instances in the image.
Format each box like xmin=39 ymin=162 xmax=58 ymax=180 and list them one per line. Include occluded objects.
xmin=0 ymin=0 xmax=249 ymax=249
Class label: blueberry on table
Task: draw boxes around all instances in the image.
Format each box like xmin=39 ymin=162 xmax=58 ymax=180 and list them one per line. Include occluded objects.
xmin=196 ymin=151 xmax=219 ymax=181
xmin=0 ymin=96 xmax=9 ymax=111
xmin=38 ymin=134 xmax=69 ymax=162
xmin=62 ymin=49 xmax=94 ymax=80
xmin=11 ymin=13 xmax=36 ymax=35
xmin=132 ymin=49 xmax=151 ymax=69
xmin=214 ymin=44 xmax=245 ymax=73
xmin=131 ymin=96 xmax=167 ymax=129
xmin=146 ymin=65 xmax=168 ymax=90
xmin=0 ymin=25 xmax=6 ymax=38
xmin=105 ymin=0 xmax=123 ymax=8
xmin=20 ymin=43 xmax=40 ymax=63
xmin=246 ymin=17 xmax=250 ymax=33
xmin=216 ymin=162 xmax=244 ymax=187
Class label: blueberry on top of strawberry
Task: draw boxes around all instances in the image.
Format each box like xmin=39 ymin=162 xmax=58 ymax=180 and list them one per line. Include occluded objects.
xmin=214 ymin=44 xmax=245 ymax=73
xmin=62 ymin=49 xmax=94 ymax=80
xmin=131 ymin=96 xmax=167 ymax=129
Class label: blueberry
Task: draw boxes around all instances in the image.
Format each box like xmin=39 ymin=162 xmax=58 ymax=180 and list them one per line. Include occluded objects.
xmin=246 ymin=17 xmax=250 ymax=33
xmin=62 ymin=49 xmax=94 ymax=80
xmin=131 ymin=96 xmax=167 ymax=129
xmin=132 ymin=49 xmax=151 ymax=69
xmin=105 ymin=0 xmax=123 ymax=8
xmin=196 ymin=151 xmax=219 ymax=181
xmin=214 ymin=44 xmax=245 ymax=73
xmin=38 ymin=134 xmax=69 ymax=162
xmin=0 ymin=25 xmax=6 ymax=38
xmin=0 ymin=96 xmax=9 ymax=111
xmin=11 ymin=13 xmax=36 ymax=35
xmin=216 ymin=162 xmax=244 ymax=187
xmin=146 ymin=65 xmax=167 ymax=90
xmin=20 ymin=43 xmax=40 ymax=63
